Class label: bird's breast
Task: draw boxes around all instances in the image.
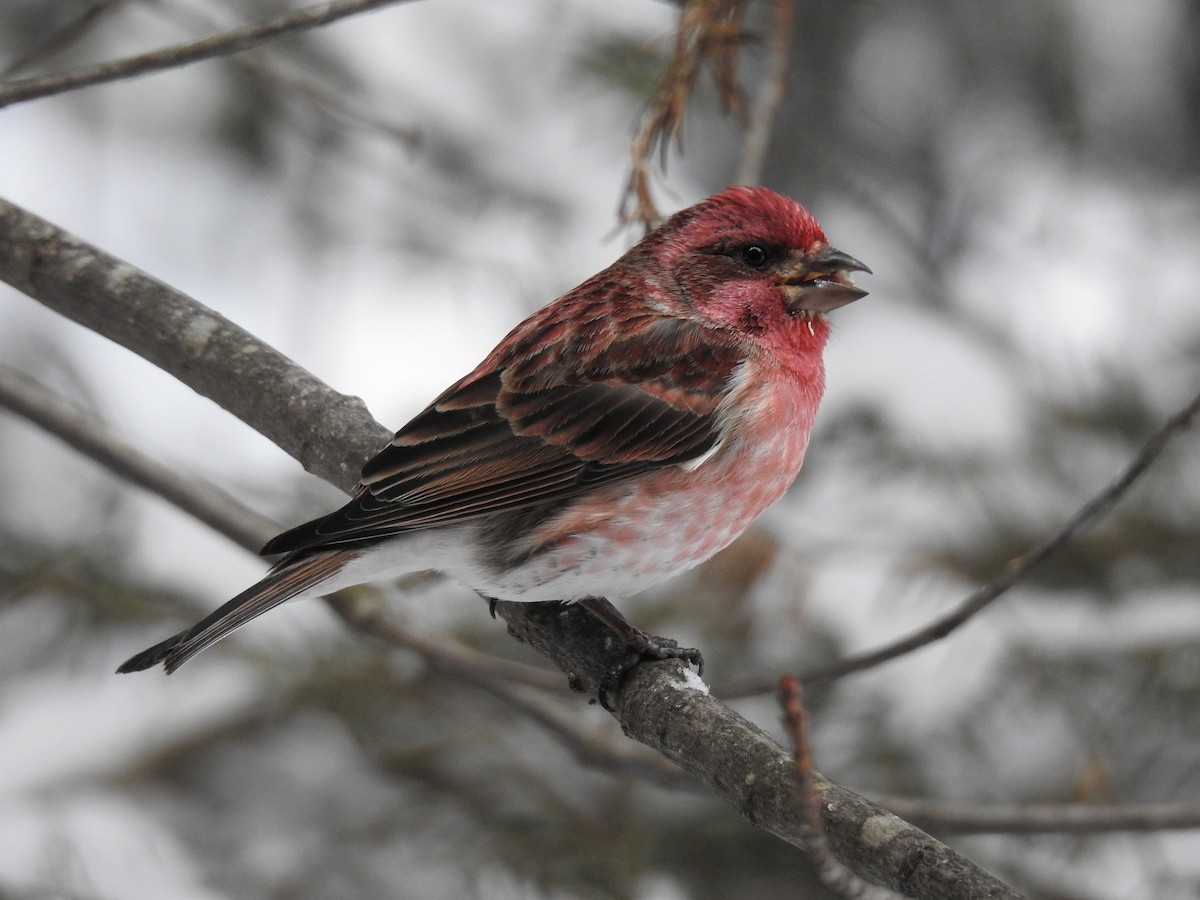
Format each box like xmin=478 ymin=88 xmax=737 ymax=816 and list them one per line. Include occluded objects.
xmin=470 ymin=371 xmax=816 ymax=602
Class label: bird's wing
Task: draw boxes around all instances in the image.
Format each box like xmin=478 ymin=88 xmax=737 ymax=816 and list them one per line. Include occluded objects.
xmin=261 ymin=315 xmax=746 ymax=556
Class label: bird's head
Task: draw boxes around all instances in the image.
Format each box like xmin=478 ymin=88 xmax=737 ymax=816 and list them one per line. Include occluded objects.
xmin=649 ymin=186 xmax=869 ymax=356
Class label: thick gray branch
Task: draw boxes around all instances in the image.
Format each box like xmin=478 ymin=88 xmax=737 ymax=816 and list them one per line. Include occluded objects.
xmin=0 ymin=195 xmax=1021 ymax=900
xmin=0 ymin=197 xmax=386 ymax=489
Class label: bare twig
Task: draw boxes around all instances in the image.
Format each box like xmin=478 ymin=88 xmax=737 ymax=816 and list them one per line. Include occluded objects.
xmin=622 ymin=0 xmax=753 ymax=229
xmin=734 ymin=0 xmax=792 ymax=186
xmin=0 ymin=194 xmax=1020 ymax=899
xmin=0 ymin=362 xmax=691 ymax=786
xmin=780 ymin=675 xmax=913 ymax=900
xmin=0 ymin=197 xmax=387 ymax=490
xmin=0 ymin=363 xmax=562 ymax=693
xmin=774 ymin=386 xmax=1200 ymax=687
xmin=874 ymin=796 xmax=1200 ymax=835
xmin=0 ymin=0 xmax=412 ymax=110
xmin=0 ymin=364 xmax=280 ymax=549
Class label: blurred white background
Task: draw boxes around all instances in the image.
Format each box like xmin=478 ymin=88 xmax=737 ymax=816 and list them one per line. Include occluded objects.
xmin=2 ymin=1 xmax=1199 ymax=898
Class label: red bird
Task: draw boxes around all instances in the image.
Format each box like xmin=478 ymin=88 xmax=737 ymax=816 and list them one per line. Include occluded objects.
xmin=117 ymin=186 xmax=868 ymax=683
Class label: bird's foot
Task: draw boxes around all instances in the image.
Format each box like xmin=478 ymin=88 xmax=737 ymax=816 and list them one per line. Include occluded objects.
xmin=578 ymin=597 xmax=705 ymax=711
xmin=596 ymin=634 xmax=705 ymax=711
xmin=620 ymin=629 xmax=705 ymax=671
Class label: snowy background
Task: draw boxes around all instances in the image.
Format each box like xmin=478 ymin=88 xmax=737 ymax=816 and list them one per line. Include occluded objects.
xmin=2 ymin=1 xmax=1199 ymax=897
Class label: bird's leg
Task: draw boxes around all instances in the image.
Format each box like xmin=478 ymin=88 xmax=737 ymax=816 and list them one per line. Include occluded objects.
xmin=576 ymin=596 xmax=704 ymax=710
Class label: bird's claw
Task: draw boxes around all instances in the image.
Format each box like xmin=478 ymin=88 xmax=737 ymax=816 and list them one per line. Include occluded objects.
xmin=631 ymin=633 xmax=705 ymax=673
xmin=596 ymin=633 xmax=705 ymax=712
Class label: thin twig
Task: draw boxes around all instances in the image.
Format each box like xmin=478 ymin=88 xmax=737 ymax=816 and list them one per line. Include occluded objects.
xmin=772 ymin=386 xmax=1200 ymax=687
xmin=0 ymin=0 xmax=412 ymax=109
xmin=0 ymin=363 xmax=547 ymax=688
xmin=0 ymin=364 xmax=279 ymax=550
xmin=734 ymin=0 xmax=792 ymax=186
xmin=329 ymin=590 xmax=696 ymax=787
xmin=780 ymin=675 xmax=912 ymax=899
xmin=795 ymin=386 xmax=1200 ymax=683
xmin=622 ymin=0 xmax=753 ymax=229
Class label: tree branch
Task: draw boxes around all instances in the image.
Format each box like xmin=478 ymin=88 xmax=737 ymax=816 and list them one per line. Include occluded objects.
xmin=497 ymin=601 xmax=1022 ymax=898
xmin=1 ymin=0 xmax=123 ymax=78
xmin=734 ymin=0 xmax=792 ymax=186
xmin=723 ymin=384 xmax=1200 ymax=699
xmin=0 ymin=198 xmax=386 ymax=490
xmin=0 ymin=362 xmax=691 ymax=787
xmin=787 ymin=386 xmax=1200 ymax=685
xmin=0 ymin=363 xmax=279 ymax=550
xmin=781 ymin=675 xmax=910 ymax=900
xmin=0 ymin=0 xmax=412 ymax=110
xmin=0 ymin=194 xmax=1021 ymax=899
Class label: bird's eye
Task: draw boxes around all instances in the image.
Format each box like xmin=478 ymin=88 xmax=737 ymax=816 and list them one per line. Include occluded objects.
xmin=739 ymin=245 xmax=770 ymax=268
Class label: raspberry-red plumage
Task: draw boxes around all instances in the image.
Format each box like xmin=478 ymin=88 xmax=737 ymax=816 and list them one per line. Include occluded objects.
xmin=117 ymin=186 xmax=866 ymax=675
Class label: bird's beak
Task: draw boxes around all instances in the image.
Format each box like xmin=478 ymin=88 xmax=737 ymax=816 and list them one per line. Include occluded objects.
xmin=782 ymin=245 xmax=872 ymax=315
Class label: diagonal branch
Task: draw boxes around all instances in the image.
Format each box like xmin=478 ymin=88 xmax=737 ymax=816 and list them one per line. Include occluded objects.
xmin=0 ymin=0 xmax=413 ymax=110
xmin=0 ymin=194 xmax=1021 ymax=899
xmin=0 ymin=198 xmax=387 ymax=490
xmin=1 ymin=0 xmax=123 ymax=78
xmin=721 ymin=383 xmax=1200 ymax=698
xmin=0 ymin=363 xmax=691 ymax=786
xmin=0 ymin=363 xmax=279 ymax=550
xmin=623 ymin=0 xmax=754 ymax=229
xmin=790 ymin=386 xmax=1200 ymax=686
xmin=781 ymin=675 xmax=911 ymax=900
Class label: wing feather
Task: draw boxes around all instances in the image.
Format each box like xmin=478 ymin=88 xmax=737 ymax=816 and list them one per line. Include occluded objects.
xmin=260 ymin=313 xmax=747 ymax=557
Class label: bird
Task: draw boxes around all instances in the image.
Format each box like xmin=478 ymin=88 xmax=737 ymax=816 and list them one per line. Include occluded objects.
xmin=117 ymin=186 xmax=868 ymax=687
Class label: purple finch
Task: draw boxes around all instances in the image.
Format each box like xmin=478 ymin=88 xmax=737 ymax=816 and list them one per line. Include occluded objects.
xmin=118 ymin=186 xmax=868 ymax=682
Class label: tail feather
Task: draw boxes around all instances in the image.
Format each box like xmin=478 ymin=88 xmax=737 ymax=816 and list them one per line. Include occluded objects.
xmin=116 ymin=549 xmax=360 ymax=674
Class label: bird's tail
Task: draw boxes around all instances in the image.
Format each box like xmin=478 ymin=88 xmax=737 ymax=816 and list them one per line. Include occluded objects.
xmin=116 ymin=549 xmax=362 ymax=674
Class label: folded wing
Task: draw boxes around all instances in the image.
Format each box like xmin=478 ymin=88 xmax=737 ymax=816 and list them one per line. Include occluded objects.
xmin=262 ymin=313 xmax=746 ymax=556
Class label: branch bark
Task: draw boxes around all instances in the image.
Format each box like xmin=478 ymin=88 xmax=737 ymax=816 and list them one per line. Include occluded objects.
xmin=0 ymin=363 xmax=279 ymax=550
xmin=0 ymin=194 xmax=1022 ymax=900
xmin=0 ymin=364 xmax=690 ymax=789
xmin=0 ymin=198 xmax=385 ymax=490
